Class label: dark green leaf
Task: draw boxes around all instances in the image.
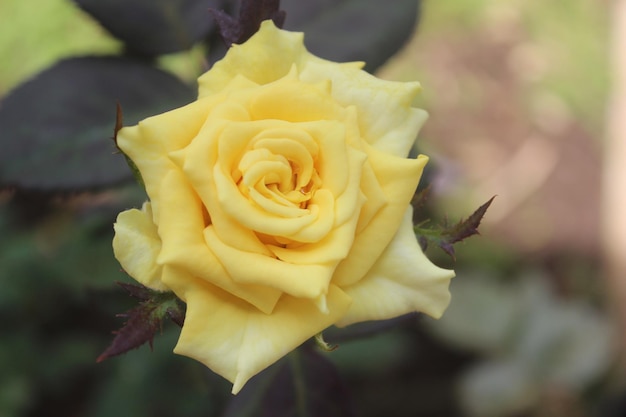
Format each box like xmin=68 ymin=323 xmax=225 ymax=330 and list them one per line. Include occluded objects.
xmin=0 ymin=56 xmax=195 ymax=191
xmin=73 ymin=0 xmax=225 ymax=56
xmin=224 ymin=347 xmax=355 ymax=417
xmin=282 ymin=0 xmax=421 ymax=71
xmin=97 ymin=289 xmax=185 ymax=363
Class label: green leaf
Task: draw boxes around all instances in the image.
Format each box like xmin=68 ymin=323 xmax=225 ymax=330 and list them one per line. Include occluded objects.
xmin=282 ymin=0 xmax=421 ymax=71
xmin=73 ymin=0 xmax=225 ymax=56
xmin=97 ymin=286 xmax=185 ymax=363
xmin=0 ymin=56 xmax=195 ymax=191
xmin=223 ymin=347 xmax=355 ymax=417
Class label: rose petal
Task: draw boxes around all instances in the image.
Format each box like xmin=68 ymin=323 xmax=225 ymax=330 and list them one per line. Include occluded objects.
xmin=300 ymin=60 xmax=428 ymax=158
xmin=333 ymin=149 xmax=428 ymax=287
xmin=248 ymin=75 xmax=342 ymax=123
xmin=117 ymin=97 xmax=219 ymax=218
xmin=164 ymin=272 xmax=352 ymax=394
xmin=204 ymin=226 xmax=336 ymax=300
xmin=112 ymin=202 xmax=167 ymax=291
xmin=336 ymin=206 xmax=454 ymax=326
xmin=156 ymin=169 xmax=282 ymax=314
xmin=199 ymin=21 xmax=329 ymax=96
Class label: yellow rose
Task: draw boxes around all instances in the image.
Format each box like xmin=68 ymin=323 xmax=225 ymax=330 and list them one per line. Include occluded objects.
xmin=113 ymin=20 xmax=454 ymax=394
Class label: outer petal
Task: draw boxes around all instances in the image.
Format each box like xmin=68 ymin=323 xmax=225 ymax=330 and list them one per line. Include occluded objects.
xmin=300 ymin=60 xmax=427 ymax=157
xmin=333 ymin=150 xmax=428 ymax=287
xmin=199 ymin=21 xmax=307 ymax=96
xmin=198 ymin=20 xmax=362 ymax=97
xmin=336 ymin=207 xmax=454 ymax=326
xmin=112 ymin=202 xmax=168 ymax=291
xmin=164 ymin=267 xmax=352 ymax=394
xmin=117 ymin=96 xmax=219 ymax=218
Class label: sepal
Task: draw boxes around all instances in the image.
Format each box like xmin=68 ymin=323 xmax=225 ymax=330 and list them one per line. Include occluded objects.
xmin=97 ymin=282 xmax=185 ymax=362
xmin=414 ymin=194 xmax=495 ymax=260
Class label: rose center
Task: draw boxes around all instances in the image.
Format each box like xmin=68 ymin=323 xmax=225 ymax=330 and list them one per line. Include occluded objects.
xmin=236 ymin=147 xmax=320 ymax=212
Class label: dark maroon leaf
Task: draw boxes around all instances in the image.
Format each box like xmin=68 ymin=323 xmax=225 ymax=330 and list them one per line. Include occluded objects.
xmin=208 ymin=9 xmax=240 ymax=45
xmin=112 ymin=101 xmax=123 ymax=148
xmin=415 ymin=197 xmax=495 ymax=260
xmin=236 ymin=0 xmax=285 ymax=43
xmin=223 ymin=347 xmax=355 ymax=417
xmin=210 ymin=0 xmax=285 ymax=45
xmin=412 ymin=185 xmax=432 ymax=221
xmin=73 ymin=0 xmax=225 ymax=56
xmin=282 ymin=0 xmax=420 ymax=72
xmin=116 ymin=281 xmax=153 ymax=301
xmin=207 ymin=0 xmax=421 ymax=73
xmin=97 ymin=304 xmax=161 ymax=362
xmin=443 ymin=196 xmax=495 ymax=244
xmin=0 ymin=56 xmax=194 ymax=191
xmin=97 ymin=290 xmax=185 ymax=362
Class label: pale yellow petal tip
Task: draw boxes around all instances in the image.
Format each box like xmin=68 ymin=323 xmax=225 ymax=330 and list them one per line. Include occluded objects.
xmin=258 ymin=19 xmax=304 ymax=45
xmin=416 ymin=153 xmax=430 ymax=164
xmin=337 ymin=61 xmax=366 ymax=70
xmin=231 ymin=372 xmax=248 ymax=395
xmin=400 ymin=81 xmax=423 ymax=106
xmin=314 ymin=294 xmax=330 ymax=315
xmin=424 ymin=269 xmax=456 ymax=320
xmin=115 ymin=124 xmax=142 ymax=154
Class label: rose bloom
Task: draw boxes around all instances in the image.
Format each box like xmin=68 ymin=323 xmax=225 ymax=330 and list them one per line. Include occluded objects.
xmin=113 ymin=20 xmax=454 ymax=393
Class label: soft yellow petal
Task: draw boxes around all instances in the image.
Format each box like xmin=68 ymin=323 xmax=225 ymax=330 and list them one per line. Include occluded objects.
xmin=168 ymin=276 xmax=352 ymax=394
xmin=248 ymin=77 xmax=342 ymax=123
xmin=112 ymin=202 xmax=167 ymax=291
xmin=336 ymin=206 xmax=454 ymax=326
xmin=117 ymin=97 xmax=219 ymax=218
xmin=266 ymin=207 xmax=360 ymax=264
xmin=198 ymin=21 xmax=308 ymax=96
xmin=155 ymin=169 xmax=281 ymax=313
xmin=175 ymin=120 xmax=278 ymax=259
xmin=204 ymin=227 xmax=335 ymax=300
xmin=353 ymin=160 xmax=387 ymax=234
xmin=300 ymin=60 xmax=427 ymax=157
xmin=181 ymin=117 xmax=334 ymax=242
xmin=333 ymin=150 xmax=429 ymax=287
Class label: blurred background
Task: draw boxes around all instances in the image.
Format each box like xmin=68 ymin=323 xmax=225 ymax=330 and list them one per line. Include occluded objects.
xmin=0 ymin=0 xmax=623 ymax=416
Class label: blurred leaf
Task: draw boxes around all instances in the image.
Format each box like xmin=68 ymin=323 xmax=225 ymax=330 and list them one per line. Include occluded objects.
xmin=282 ymin=0 xmax=421 ymax=71
xmin=428 ymin=275 xmax=521 ymax=355
xmin=513 ymin=277 xmax=615 ymax=390
xmin=437 ymin=274 xmax=615 ymax=417
xmin=223 ymin=347 xmax=355 ymax=417
xmin=0 ymin=56 xmax=195 ymax=191
xmin=460 ymin=359 xmax=539 ymax=417
xmin=97 ymin=289 xmax=185 ymax=363
xmin=324 ymin=329 xmax=415 ymax=378
xmin=91 ymin=327 xmax=225 ymax=417
xmin=73 ymin=0 xmax=224 ymax=56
